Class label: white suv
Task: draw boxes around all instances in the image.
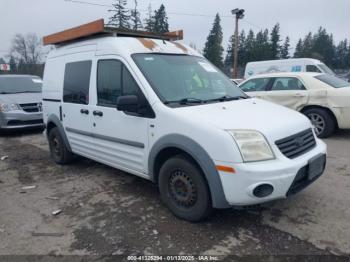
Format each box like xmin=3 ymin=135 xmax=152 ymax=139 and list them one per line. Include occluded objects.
xmin=42 ymin=21 xmax=327 ymax=221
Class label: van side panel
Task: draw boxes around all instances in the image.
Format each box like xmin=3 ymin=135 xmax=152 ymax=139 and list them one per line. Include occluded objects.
xmin=42 ymin=57 xmax=65 ymax=125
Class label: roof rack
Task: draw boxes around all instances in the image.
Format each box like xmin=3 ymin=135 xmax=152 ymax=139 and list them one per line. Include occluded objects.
xmin=43 ymin=19 xmax=183 ymax=46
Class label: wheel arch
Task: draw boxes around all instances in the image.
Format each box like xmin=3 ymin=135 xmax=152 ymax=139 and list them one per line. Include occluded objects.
xmin=46 ymin=114 xmax=72 ymax=152
xmin=148 ymin=134 xmax=230 ymax=208
xmin=300 ymin=105 xmax=339 ymax=129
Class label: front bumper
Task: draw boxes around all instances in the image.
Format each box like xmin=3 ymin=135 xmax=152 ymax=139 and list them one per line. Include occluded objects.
xmin=216 ymin=139 xmax=327 ymax=206
xmin=0 ymin=111 xmax=44 ymax=130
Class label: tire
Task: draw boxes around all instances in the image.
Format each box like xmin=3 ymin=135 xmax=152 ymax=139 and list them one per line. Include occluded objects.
xmin=48 ymin=127 xmax=74 ymax=165
xmin=303 ymin=108 xmax=336 ymax=138
xmin=158 ymin=155 xmax=212 ymax=222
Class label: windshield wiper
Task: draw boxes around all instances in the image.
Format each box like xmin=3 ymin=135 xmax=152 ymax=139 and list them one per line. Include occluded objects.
xmin=205 ymin=95 xmax=248 ymax=103
xmin=164 ymin=98 xmax=205 ymax=105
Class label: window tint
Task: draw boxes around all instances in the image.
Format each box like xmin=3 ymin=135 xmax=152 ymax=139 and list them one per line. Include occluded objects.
xmin=63 ymin=61 xmax=92 ymax=104
xmin=97 ymin=60 xmax=143 ymax=106
xmin=240 ymin=78 xmax=270 ymax=92
xmin=97 ymin=60 xmax=122 ymax=106
xmin=306 ymin=65 xmax=321 ymax=73
xmin=315 ymin=74 xmax=350 ymax=88
xmin=122 ymin=66 xmax=140 ymax=96
xmin=271 ymin=77 xmax=305 ymax=91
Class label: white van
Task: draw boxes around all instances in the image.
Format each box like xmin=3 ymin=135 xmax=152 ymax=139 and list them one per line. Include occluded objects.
xmin=244 ymin=58 xmax=335 ymax=79
xmin=42 ymin=20 xmax=327 ymax=221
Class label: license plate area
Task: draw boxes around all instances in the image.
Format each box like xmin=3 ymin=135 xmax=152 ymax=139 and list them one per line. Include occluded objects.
xmin=308 ymin=154 xmax=326 ymax=181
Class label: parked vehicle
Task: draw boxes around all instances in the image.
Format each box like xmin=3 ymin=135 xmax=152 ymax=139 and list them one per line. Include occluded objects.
xmin=244 ymin=58 xmax=335 ymax=79
xmin=42 ymin=20 xmax=327 ymax=222
xmin=239 ymin=72 xmax=350 ymax=138
xmin=0 ymin=75 xmax=43 ymax=131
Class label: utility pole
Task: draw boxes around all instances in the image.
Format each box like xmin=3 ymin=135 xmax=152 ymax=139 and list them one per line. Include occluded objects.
xmin=231 ymin=8 xmax=245 ymax=79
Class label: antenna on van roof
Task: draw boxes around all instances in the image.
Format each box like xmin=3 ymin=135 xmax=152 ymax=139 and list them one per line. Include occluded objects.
xmin=43 ymin=19 xmax=184 ymax=46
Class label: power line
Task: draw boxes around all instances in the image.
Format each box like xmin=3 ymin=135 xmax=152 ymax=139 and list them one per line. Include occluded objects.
xmin=64 ymin=0 xmax=233 ymax=18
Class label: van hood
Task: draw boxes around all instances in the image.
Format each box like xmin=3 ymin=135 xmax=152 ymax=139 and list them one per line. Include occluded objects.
xmin=174 ymin=98 xmax=312 ymax=142
xmin=0 ymin=92 xmax=42 ymax=104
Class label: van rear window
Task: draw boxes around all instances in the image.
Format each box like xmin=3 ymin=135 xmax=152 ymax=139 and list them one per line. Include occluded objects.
xmin=63 ymin=61 xmax=92 ymax=104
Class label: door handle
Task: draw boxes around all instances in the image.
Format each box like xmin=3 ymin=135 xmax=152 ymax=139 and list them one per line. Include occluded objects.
xmin=80 ymin=109 xmax=89 ymax=115
xmin=93 ymin=110 xmax=103 ymax=117
xmin=294 ymin=93 xmax=303 ymax=97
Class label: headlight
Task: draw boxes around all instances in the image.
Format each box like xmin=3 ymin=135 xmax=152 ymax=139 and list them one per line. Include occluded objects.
xmin=0 ymin=103 xmax=22 ymax=112
xmin=227 ymin=130 xmax=275 ymax=162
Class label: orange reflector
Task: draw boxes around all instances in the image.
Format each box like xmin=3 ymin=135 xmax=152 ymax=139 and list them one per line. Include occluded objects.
xmin=216 ymin=165 xmax=235 ymax=173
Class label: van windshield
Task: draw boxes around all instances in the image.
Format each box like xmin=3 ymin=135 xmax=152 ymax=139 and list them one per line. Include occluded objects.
xmin=317 ymin=64 xmax=335 ymax=75
xmin=0 ymin=76 xmax=42 ymax=94
xmin=132 ymin=54 xmax=247 ymax=105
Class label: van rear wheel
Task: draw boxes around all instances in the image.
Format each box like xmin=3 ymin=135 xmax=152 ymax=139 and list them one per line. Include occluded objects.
xmin=48 ymin=127 xmax=74 ymax=165
xmin=158 ymin=155 xmax=212 ymax=222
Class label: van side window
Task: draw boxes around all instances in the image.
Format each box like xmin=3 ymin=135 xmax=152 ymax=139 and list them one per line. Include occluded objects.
xmin=122 ymin=66 xmax=140 ymax=96
xmin=240 ymin=78 xmax=270 ymax=92
xmin=63 ymin=61 xmax=92 ymax=105
xmin=271 ymin=77 xmax=306 ymax=91
xmin=97 ymin=59 xmax=143 ymax=106
xmin=306 ymin=65 xmax=321 ymax=73
xmin=97 ymin=60 xmax=122 ymax=106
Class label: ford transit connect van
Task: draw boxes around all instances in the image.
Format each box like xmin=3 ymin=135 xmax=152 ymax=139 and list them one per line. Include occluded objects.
xmin=42 ymin=20 xmax=327 ymax=221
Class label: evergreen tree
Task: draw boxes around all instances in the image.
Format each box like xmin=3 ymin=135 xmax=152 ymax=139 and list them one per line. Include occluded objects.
xmin=294 ymin=39 xmax=303 ymax=58
xmin=130 ymin=0 xmax=142 ymax=30
xmin=245 ymin=30 xmax=255 ymax=62
xmin=334 ymin=39 xmax=348 ymax=69
xmin=9 ymin=56 xmax=17 ymax=74
xmin=144 ymin=4 xmax=155 ymax=32
xmin=302 ymin=32 xmax=313 ymax=57
xmin=224 ymin=34 xmax=236 ymax=74
xmin=270 ymin=23 xmax=281 ymax=59
xmin=312 ymin=27 xmax=335 ymax=66
xmin=153 ymin=4 xmax=169 ymax=33
xmin=281 ymin=37 xmax=290 ymax=59
xmin=345 ymin=42 xmax=350 ymax=68
xmin=108 ymin=0 xmax=130 ymax=29
xmin=203 ymin=14 xmax=224 ymax=69
xmin=254 ymin=30 xmax=269 ymax=61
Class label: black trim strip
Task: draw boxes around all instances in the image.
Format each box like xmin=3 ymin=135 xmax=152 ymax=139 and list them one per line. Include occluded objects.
xmin=43 ymin=98 xmax=61 ymax=102
xmin=66 ymin=127 xmax=145 ymax=148
xmin=59 ymin=106 xmax=63 ymax=121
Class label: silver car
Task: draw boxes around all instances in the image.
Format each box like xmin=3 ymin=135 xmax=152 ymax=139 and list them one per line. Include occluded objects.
xmin=0 ymin=75 xmax=43 ymax=131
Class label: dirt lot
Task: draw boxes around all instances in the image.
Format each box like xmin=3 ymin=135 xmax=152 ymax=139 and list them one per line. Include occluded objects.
xmin=0 ymin=129 xmax=350 ymax=258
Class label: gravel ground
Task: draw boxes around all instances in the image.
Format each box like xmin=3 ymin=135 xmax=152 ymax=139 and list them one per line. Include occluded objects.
xmin=0 ymin=129 xmax=350 ymax=259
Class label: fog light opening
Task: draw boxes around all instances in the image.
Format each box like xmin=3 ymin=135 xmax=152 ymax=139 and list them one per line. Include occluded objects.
xmin=253 ymin=184 xmax=274 ymax=198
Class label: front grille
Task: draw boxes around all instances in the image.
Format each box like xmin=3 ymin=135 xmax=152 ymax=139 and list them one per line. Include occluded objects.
xmin=19 ymin=103 xmax=42 ymax=113
xmin=7 ymin=119 xmax=43 ymax=126
xmin=275 ymin=128 xmax=316 ymax=159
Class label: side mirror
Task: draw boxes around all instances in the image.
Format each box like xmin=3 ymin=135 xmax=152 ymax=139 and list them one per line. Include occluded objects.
xmin=116 ymin=95 xmax=139 ymax=113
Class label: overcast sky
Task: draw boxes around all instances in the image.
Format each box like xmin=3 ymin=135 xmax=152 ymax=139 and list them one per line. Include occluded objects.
xmin=1 ymin=0 xmax=349 ymax=60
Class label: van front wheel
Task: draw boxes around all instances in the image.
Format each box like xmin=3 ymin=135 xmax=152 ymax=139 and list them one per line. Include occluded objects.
xmin=48 ymin=127 xmax=74 ymax=165
xmin=158 ymin=155 xmax=212 ymax=222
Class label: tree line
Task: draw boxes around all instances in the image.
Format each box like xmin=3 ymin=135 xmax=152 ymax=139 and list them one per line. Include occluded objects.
xmin=107 ymin=0 xmax=169 ymax=33
xmin=204 ymin=13 xmax=350 ymax=76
